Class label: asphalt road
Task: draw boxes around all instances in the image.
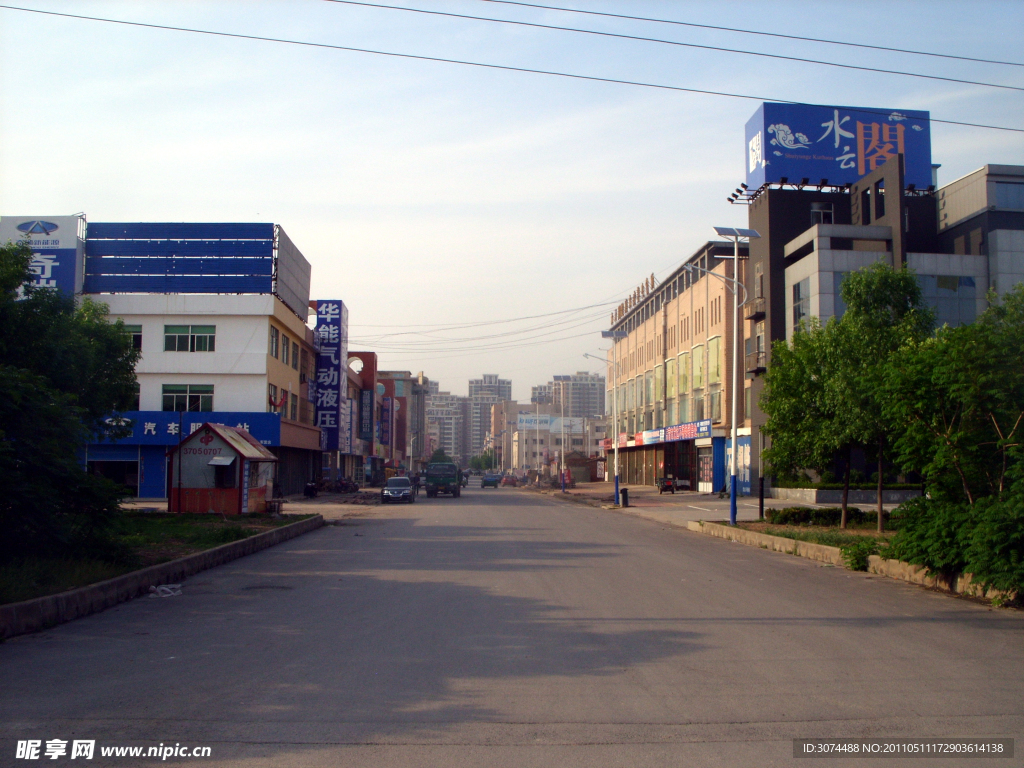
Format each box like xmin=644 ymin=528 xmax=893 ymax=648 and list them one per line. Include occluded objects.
xmin=2 ymin=489 xmax=1022 ymax=767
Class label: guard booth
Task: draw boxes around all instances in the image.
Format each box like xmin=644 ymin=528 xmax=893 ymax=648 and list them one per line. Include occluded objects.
xmin=168 ymin=423 xmax=277 ymax=514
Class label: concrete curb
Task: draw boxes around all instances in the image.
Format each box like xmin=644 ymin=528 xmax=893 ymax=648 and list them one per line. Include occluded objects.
xmin=0 ymin=514 xmax=325 ymax=641
xmin=686 ymin=521 xmax=844 ymax=566
xmin=867 ymin=555 xmax=1015 ymax=602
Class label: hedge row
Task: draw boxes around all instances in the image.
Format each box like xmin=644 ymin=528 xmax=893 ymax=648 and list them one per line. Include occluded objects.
xmin=765 ymin=506 xmax=893 ymax=527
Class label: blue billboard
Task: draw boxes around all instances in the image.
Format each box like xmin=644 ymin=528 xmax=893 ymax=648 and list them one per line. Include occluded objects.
xmin=0 ymin=216 xmax=84 ymax=295
xmin=745 ymin=103 xmax=932 ymax=189
xmin=313 ymin=299 xmax=350 ymax=452
xmin=100 ymin=411 xmax=281 ymax=446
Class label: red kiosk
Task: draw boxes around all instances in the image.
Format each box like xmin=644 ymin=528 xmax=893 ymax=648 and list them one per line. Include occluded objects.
xmin=168 ymin=423 xmax=277 ymax=514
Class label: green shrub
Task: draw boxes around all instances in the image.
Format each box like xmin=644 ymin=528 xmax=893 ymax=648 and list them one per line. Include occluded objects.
xmin=964 ymin=495 xmax=1024 ymax=595
xmin=841 ymin=539 xmax=879 ymax=571
xmin=766 ymin=506 xmax=871 ymax=526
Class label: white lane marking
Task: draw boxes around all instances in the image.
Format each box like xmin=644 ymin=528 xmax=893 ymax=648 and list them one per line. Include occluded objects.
xmin=687 ymin=505 xmax=714 ymax=512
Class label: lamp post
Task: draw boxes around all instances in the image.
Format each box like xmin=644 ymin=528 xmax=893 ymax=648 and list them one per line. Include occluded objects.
xmin=711 ymin=226 xmax=760 ymax=525
xmin=601 ymin=330 xmax=627 ymax=505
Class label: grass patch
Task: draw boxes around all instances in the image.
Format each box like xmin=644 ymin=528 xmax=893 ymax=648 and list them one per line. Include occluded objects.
xmin=0 ymin=512 xmax=313 ymax=605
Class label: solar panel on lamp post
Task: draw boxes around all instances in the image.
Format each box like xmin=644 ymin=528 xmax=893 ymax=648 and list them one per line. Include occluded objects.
xmin=712 ymin=226 xmax=761 ymax=526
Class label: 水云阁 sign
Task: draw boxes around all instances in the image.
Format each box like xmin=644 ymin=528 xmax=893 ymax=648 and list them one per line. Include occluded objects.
xmin=745 ymin=103 xmax=932 ymax=189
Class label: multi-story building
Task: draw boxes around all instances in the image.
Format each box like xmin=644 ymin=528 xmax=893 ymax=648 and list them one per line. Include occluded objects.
xmin=0 ymin=219 xmax=324 ymax=498
xmin=550 ymin=372 xmax=606 ymax=418
xmin=467 ymin=374 xmax=512 ymax=457
xmin=426 ymin=388 xmax=470 ymax=466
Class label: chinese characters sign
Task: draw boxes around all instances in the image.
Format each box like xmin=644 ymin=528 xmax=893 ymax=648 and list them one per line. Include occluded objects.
xmin=745 ymin=103 xmax=931 ymax=189
xmin=0 ymin=216 xmax=84 ymax=295
xmin=314 ymin=299 xmax=349 ymax=452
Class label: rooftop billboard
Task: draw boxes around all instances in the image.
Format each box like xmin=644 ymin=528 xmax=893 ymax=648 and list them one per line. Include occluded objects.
xmin=745 ymin=103 xmax=932 ymax=189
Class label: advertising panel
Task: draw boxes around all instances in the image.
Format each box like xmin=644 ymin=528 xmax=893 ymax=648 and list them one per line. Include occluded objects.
xmin=665 ymin=420 xmax=712 ymax=442
xmin=102 ymin=411 xmax=281 ymax=446
xmin=0 ymin=215 xmax=84 ymax=295
xmin=359 ymin=389 xmax=374 ymax=441
xmin=381 ymin=397 xmax=392 ymax=446
xmin=550 ymin=417 xmax=585 ymax=435
xmin=517 ymin=413 xmax=550 ymax=431
xmin=314 ymin=299 xmax=348 ymax=452
xmin=745 ymin=103 xmax=932 ymax=189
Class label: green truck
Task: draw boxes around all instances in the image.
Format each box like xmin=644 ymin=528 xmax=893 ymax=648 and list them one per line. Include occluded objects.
xmin=425 ymin=462 xmax=462 ymax=498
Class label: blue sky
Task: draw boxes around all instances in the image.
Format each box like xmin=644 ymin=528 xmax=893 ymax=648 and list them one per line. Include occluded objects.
xmin=2 ymin=0 xmax=1022 ymax=400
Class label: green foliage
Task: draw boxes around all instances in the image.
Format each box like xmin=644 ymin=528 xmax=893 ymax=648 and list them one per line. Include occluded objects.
xmin=0 ymin=240 xmax=140 ymax=562
xmin=841 ymin=539 xmax=880 ymax=571
xmin=761 ymin=526 xmax=884 ymax=550
xmin=964 ymin=494 xmax=1024 ymax=594
xmin=428 ymin=448 xmax=453 ymax=464
xmin=469 ymin=450 xmax=495 ymax=471
xmin=764 ymin=506 xmax=900 ymax=528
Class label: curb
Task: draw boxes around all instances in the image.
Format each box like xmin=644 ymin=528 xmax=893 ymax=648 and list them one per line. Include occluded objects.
xmin=686 ymin=521 xmax=844 ymax=566
xmin=0 ymin=514 xmax=325 ymax=640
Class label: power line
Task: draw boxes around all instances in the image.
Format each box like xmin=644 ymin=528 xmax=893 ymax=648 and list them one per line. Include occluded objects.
xmin=474 ymin=0 xmax=1024 ymax=69
xmin=323 ymin=0 xmax=1024 ymax=93
xmin=350 ymin=298 xmax=617 ymax=329
xmin=1 ymin=5 xmax=1019 ymax=133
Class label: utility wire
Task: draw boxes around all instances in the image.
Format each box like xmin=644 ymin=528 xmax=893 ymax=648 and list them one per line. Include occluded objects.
xmin=474 ymin=0 xmax=1024 ymax=69
xmin=350 ymin=298 xmax=617 ymax=329
xmin=323 ymin=0 xmax=1024 ymax=93
xmin=1 ymin=4 xmax=1020 ymax=133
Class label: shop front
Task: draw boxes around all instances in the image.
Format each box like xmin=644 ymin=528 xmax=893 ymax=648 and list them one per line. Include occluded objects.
xmin=606 ymin=419 xmax=726 ymax=492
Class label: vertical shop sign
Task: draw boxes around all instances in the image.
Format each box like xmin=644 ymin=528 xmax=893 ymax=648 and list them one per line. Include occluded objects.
xmin=314 ymin=299 xmax=348 ymax=452
xmin=359 ymin=390 xmax=373 ymax=441
xmin=381 ymin=397 xmax=392 ymax=446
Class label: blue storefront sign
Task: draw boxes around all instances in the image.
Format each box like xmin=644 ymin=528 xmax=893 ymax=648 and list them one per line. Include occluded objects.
xmin=745 ymin=103 xmax=932 ymax=189
xmin=313 ymin=299 xmax=349 ymax=452
xmin=359 ymin=390 xmax=374 ymax=441
xmin=101 ymin=411 xmax=281 ymax=446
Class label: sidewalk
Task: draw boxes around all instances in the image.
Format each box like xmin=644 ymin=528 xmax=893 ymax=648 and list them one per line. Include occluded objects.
xmin=523 ymin=481 xmax=905 ymax=528
xmin=121 ymin=492 xmax=384 ymax=522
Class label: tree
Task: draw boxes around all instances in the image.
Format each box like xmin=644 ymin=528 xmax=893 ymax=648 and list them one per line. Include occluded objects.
xmin=428 ymin=448 xmax=453 ymax=464
xmin=0 ymin=240 xmax=140 ymax=560
xmin=827 ymin=263 xmax=933 ymax=531
xmin=469 ymin=450 xmax=495 ymax=472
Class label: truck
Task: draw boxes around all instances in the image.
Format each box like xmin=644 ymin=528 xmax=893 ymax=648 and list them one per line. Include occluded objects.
xmin=425 ymin=462 xmax=462 ymax=498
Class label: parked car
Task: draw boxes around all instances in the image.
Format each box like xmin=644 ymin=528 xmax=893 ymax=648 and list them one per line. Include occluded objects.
xmin=500 ymin=475 xmax=518 ymax=487
xmin=381 ymin=476 xmax=415 ymax=504
xmin=481 ymin=474 xmax=501 ymax=488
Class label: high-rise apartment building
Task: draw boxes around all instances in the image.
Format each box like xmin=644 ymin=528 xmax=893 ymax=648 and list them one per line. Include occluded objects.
xmin=426 ymin=388 xmax=469 ymax=466
xmin=467 ymin=374 xmax=512 ymax=457
xmin=550 ymin=372 xmax=606 ymax=418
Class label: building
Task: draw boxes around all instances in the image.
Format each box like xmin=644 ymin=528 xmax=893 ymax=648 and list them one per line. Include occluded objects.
xmin=510 ymin=410 xmax=608 ymax=476
xmin=467 ymin=374 xmax=512 ymax=457
xmin=426 ymin=387 xmax=470 ymax=466
xmin=58 ymin=221 xmax=323 ymax=499
xmin=550 ymin=372 xmax=606 ymax=418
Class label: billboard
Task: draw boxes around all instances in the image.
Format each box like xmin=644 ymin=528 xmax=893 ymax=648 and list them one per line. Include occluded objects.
xmin=745 ymin=103 xmax=932 ymax=189
xmin=101 ymin=411 xmax=281 ymax=446
xmin=0 ymin=215 xmax=84 ymax=295
xmin=314 ymin=299 xmax=349 ymax=452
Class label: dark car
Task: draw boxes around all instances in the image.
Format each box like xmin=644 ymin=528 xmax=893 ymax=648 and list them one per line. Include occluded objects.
xmin=481 ymin=474 xmax=500 ymax=488
xmin=381 ymin=476 xmax=414 ymax=504
xmin=500 ymin=475 xmax=518 ymax=487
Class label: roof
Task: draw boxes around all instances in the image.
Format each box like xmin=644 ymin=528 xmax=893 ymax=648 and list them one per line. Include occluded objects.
xmin=178 ymin=422 xmax=277 ymax=462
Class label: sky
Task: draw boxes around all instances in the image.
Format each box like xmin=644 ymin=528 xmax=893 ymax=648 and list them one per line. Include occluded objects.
xmin=2 ymin=0 xmax=1022 ymax=401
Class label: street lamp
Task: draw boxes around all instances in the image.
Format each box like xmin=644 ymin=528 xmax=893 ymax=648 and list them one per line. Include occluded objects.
xmin=601 ymin=330 xmax=627 ymax=506
xmin=713 ymin=226 xmax=761 ymax=525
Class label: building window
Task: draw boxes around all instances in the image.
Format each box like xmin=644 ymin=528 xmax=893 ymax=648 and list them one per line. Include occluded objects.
xmin=131 ymin=382 xmax=140 ymax=411
xmin=918 ymin=274 xmax=977 ymax=327
xmin=291 ymin=341 xmax=299 ymax=370
xmin=692 ymin=346 xmax=704 ymax=389
xmin=290 ymin=392 xmax=298 ymax=421
xmin=693 ymin=395 xmax=705 ymax=421
xmin=269 ymin=326 xmax=279 ymax=358
xmin=995 ymin=182 xmax=1024 ymax=209
xmin=281 ymin=335 xmax=290 ymax=366
xmin=666 ymin=358 xmax=677 ymax=400
xmin=745 ymin=387 xmax=752 ymax=422
xmin=709 ymin=391 xmax=722 ymax=423
xmin=164 ymin=325 xmax=215 ymax=352
xmin=124 ymin=324 xmax=142 ymax=350
xmin=162 ymin=384 xmax=213 ymax=412
xmin=708 ymin=336 xmax=722 ymax=384
xmin=679 ymin=395 xmax=689 ymax=423
xmin=793 ymin=278 xmax=811 ymax=332
xmin=754 ymin=261 xmax=764 ymax=299
xmin=654 ymin=364 xmax=664 ymax=402
xmin=645 ymin=371 xmax=654 ymax=406
xmin=811 ymin=202 xmax=834 ymax=225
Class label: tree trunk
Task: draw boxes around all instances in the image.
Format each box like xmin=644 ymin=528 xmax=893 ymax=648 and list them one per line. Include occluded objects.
xmin=877 ymin=438 xmax=885 ymax=533
xmin=841 ymin=444 xmax=852 ymax=529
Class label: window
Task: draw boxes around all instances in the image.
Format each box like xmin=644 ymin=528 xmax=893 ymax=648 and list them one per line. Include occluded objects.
xmin=291 ymin=341 xmax=299 ymax=370
xmin=164 ymin=325 xmax=215 ymax=352
xmin=666 ymin=358 xmax=677 ymax=400
xmin=692 ymin=346 xmax=704 ymax=389
xmin=793 ymin=278 xmax=811 ymax=332
xmin=290 ymin=392 xmax=298 ymax=421
xmin=667 ymin=399 xmax=677 ymax=425
xmin=754 ymin=261 xmax=764 ymax=299
xmin=131 ymin=382 xmax=140 ymax=411
xmin=995 ymin=182 xmax=1024 ymax=209
xmin=654 ymin=364 xmax=664 ymax=402
xmin=268 ymin=384 xmax=278 ymax=413
xmin=692 ymin=395 xmax=705 ymax=421
xmin=281 ymin=335 xmax=290 ymax=366
xmin=833 ymin=272 xmax=849 ymax=319
xmin=709 ymin=391 xmax=722 ymax=422
xmin=678 ymin=352 xmax=689 ymax=393
xmin=708 ymin=336 xmax=722 ymax=384
xmin=745 ymin=387 xmax=752 ymax=422
xmin=124 ymin=324 xmax=142 ymax=350
xmin=645 ymin=371 xmax=654 ymax=406
xmin=162 ymin=384 xmax=213 ymax=412
xmin=679 ymin=395 xmax=689 ymax=423
xmin=269 ymin=326 xmax=279 ymax=358
xmin=811 ymin=202 xmax=834 ymax=225
xmin=918 ymin=274 xmax=977 ymax=327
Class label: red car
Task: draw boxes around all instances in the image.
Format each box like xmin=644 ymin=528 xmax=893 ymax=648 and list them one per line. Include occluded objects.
xmin=500 ymin=476 xmax=518 ymax=487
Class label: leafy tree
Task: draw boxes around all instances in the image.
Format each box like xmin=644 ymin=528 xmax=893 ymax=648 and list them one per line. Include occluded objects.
xmin=469 ymin=450 xmax=495 ymax=471
xmin=0 ymin=240 xmax=140 ymax=560
xmin=428 ymin=448 xmax=453 ymax=464
xmin=826 ymin=263 xmax=933 ymax=531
